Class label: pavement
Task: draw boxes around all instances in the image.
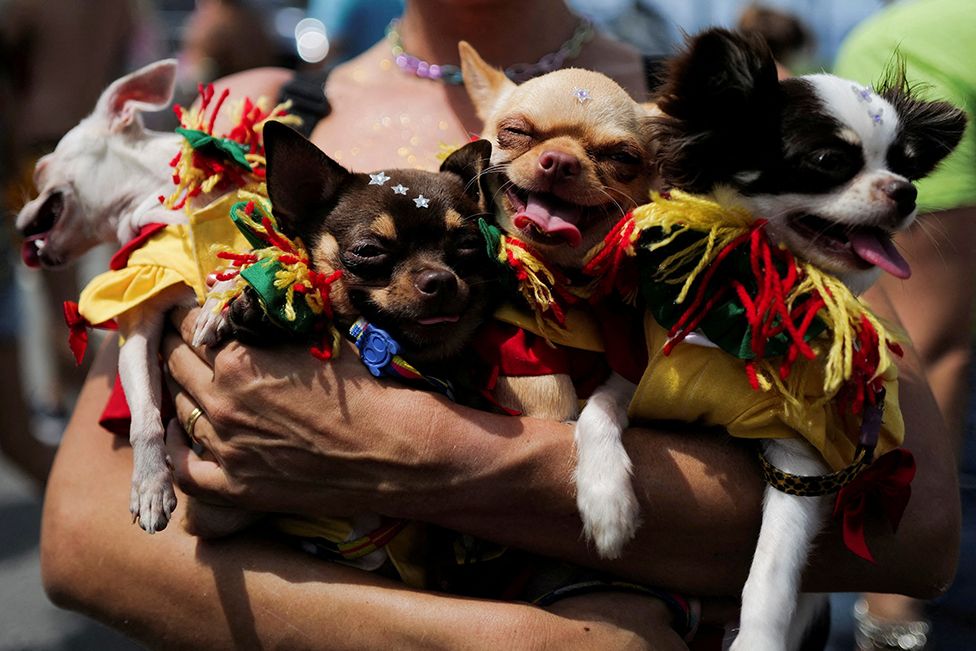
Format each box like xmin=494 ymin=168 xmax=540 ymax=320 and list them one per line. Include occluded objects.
xmin=0 ymin=456 xmax=141 ymax=651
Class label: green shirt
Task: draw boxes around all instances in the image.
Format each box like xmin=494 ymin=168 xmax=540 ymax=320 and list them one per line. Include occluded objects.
xmin=834 ymin=0 xmax=976 ymax=212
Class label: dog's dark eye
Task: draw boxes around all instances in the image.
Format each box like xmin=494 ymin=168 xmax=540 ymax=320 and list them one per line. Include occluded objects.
xmin=457 ymin=237 xmax=484 ymax=256
xmin=808 ymin=149 xmax=851 ymax=172
xmin=887 ymin=144 xmax=924 ymax=180
xmin=447 ymin=233 xmax=489 ymax=273
xmin=496 ymin=119 xmax=534 ymax=150
xmin=349 ymin=243 xmax=387 ymax=259
xmin=342 ymin=242 xmax=392 ymax=277
xmin=606 ymin=151 xmax=641 ymax=166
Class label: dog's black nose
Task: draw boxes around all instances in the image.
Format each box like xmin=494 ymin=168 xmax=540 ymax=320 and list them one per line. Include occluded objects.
xmin=539 ymin=150 xmax=580 ymax=180
xmin=884 ymin=180 xmax=917 ymax=216
xmin=415 ymin=269 xmax=458 ymax=297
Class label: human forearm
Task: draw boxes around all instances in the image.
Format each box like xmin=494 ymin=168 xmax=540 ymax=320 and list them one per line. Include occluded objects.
xmin=166 ymin=305 xmax=960 ymax=599
xmin=378 ymin=376 xmax=957 ymax=599
xmin=799 ymin=285 xmax=962 ymax=599
xmin=406 ymin=402 xmax=765 ymax=595
xmin=876 ymin=206 xmax=976 ymax=451
xmin=41 ymin=340 xmax=661 ymax=650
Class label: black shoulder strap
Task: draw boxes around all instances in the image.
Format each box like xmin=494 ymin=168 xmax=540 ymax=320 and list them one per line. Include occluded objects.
xmin=278 ymin=67 xmax=334 ymax=137
xmin=642 ymin=54 xmax=668 ymax=94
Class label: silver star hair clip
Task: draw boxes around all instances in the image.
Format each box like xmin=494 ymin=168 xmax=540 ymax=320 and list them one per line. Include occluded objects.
xmin=369 ymin=171 xmax=391 ymax=186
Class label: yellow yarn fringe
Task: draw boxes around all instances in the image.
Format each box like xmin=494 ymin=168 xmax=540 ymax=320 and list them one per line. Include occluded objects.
xmin=163 ymin=97 xmax=302 ymax=212
xmin=493 ymin=233 xmax=575 ymax=341
xmin=612 ymin=189 xmax=902 ymax=403
xmin=209 ymin=194 xmax=343 ymax=355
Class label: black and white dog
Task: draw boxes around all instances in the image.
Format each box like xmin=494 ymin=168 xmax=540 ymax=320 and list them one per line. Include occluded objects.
xmin=591 ymin=28 xmax=966 ymax=650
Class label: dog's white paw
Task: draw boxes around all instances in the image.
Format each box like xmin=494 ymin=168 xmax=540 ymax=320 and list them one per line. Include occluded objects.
xmin=192 ymin=298 xmax=229 ymax=347
xmin=130 ymin=449 xmax=177 ymax=534
xmin=573 ymin=376 xmax=640 ymax=559
xmin=577 ymin=475 xmax=640 ymax=559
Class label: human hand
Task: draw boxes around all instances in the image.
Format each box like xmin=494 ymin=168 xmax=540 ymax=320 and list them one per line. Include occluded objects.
xmin=162 ymin=306 xmax=456 ymax=520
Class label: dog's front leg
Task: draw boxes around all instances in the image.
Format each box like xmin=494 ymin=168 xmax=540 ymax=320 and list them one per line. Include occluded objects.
xmin=574 ymin=372 xmax=639 ymax=559
xmin=117 ymin=288 xmax=194 ymax=533
xmin=730 ymin=438 xmax=830 ymax=651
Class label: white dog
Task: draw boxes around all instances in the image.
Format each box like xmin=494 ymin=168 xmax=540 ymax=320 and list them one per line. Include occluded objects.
xmin=17 ymin=59 xmax=276 ymax=532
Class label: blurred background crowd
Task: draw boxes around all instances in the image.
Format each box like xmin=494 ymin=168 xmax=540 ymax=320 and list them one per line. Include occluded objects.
xmin=1 ymin=0 xmax=972 ymax=649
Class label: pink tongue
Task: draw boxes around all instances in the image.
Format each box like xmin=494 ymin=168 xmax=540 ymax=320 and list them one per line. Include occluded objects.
xmin=21 ymin=239 xmax=41 ymax=269
xmin=849 ymin=230 xmax=911 ymax=279
xmin=513 ymin=193 xmax=583 ymax=247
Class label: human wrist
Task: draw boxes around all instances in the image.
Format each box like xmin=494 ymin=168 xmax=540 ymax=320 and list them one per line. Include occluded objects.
xmin=393 ymin=402 xmax=576 ymax=526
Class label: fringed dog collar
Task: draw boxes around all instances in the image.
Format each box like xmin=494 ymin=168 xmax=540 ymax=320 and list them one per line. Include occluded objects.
xmin=162 ymin=83 xmax=301 ymax=211
xmin=588 ymin=190 xmax=903 ymax=418
xmin=478 ymin=218 xmax=592 ymax=340
xmin=210 ymin=195 xmax=344 ymax=359
xmin=592 ymin=189 xmax=915 ymax=562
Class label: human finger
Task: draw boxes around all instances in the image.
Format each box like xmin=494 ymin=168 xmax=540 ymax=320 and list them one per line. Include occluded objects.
xmin=161 ymin=326 xmax=222 ymax=414
xmin=169 ymin=382 xmax=219 ymax=453
xmin=165 ymin=418 xmax=229 ymax=500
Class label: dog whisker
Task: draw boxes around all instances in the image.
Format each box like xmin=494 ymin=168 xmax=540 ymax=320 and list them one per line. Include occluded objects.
xmin=909 ymin=218 xmax=950 ymax=265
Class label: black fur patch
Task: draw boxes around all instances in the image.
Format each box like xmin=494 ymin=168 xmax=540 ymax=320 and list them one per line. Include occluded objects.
xmin=878 ymin=61 xmax=968 ymax=181
xmin=650 ymin=29 xmax=967 ymax=199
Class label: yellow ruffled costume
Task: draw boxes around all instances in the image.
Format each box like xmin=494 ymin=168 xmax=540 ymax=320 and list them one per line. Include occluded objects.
xmin=492 ymin=189 xmax=906 ymax=472
xmin=482 ymin=305 xmax=903 ymax=472
xmin=77 ymin=192 xmax=252 ymax=326
xmin=632 ymin=317 xmax=903 ymax=471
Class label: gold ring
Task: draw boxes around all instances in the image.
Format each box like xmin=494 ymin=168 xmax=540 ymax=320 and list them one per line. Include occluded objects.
xmin=184 ymin=406 xmax=205 ymax=440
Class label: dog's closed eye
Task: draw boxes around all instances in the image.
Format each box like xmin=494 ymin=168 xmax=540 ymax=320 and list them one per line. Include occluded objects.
xmin=497 ymin=118 xmax=534 ymax=150
xmin=343 ymin=241 xmax=394 ymax=279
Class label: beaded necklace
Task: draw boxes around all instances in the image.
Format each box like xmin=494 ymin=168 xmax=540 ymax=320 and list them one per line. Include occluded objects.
xmin=386 ymin=17 xmax=594 ymax=85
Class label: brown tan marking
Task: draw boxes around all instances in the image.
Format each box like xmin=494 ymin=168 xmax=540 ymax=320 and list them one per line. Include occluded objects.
xmin=370 ymin=213 xmax=398 ymax=240
xmin=444 ymin=208 xmax=464 ymax=229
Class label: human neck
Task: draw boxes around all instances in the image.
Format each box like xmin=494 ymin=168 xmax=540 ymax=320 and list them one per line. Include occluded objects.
xmin=398 ymin=0 xmax=581 ymax=70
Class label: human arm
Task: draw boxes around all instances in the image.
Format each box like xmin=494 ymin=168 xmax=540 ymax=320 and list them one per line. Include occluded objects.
xmin=163 ymin=297 xmax=959 ymax=599
xmin=874 ymin=206 xmax=976 ymax=456
xmin=39 ymin=336 xmax=682 ymax=650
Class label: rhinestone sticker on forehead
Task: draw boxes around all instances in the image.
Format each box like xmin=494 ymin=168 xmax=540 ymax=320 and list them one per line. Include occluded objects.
xmin=850 ymin=84 xmax=884 ymax=126
xmin=851 ymin=84 xmax=873 ymax=102
xmin=573 ymin=88 xmax=591 ymax=104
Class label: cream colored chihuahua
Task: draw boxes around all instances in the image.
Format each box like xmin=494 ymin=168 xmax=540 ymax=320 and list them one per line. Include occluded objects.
xmin=459 ymin=42 xmax=657 ymax=558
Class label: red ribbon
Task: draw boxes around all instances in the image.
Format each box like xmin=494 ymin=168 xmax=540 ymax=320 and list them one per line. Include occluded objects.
xmin=63 ymin=301 xmax=90 ymax=365
xmin=62 ymin=301 xmax=118 ymax=365
xmin=832 ymin=448 xmax=916 ymax=562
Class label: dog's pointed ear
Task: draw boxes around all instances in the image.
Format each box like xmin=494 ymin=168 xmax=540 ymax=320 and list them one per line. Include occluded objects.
xmin=95 ymin=59 xmax=177 ymax=133
xmin=651 ymin=29 xmax=781 ymax=192
xmin=440 ymin=139 xmax=493 ymax=213
xmin=264 ymin=121 xmax=351 ymax=237
xmin=878 ymin=62 xmax=968 ymax=180
xmin=459 ymin=41 xmax=516 ymax=122
xmin=657 ymin=29 xmax=779 ymax=124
